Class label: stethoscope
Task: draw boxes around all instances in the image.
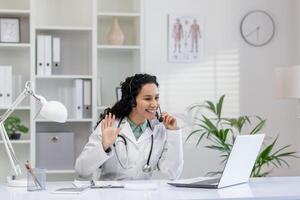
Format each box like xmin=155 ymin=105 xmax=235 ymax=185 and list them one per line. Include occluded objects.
xmin=113 ymin=118 xmax=154 ymax=173
xmin=113 ymin=107 xmax=163 ymax=173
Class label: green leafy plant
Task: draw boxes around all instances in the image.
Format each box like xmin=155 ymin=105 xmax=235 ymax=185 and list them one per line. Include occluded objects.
xmin=4 ymin=116 xmax=28 ymax=138
xmin=186 ymin=95 xmax=298 ymax=177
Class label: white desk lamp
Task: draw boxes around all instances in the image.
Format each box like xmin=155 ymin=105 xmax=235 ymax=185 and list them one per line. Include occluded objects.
xmin=0 ymin=81 xmax=67 ymax=187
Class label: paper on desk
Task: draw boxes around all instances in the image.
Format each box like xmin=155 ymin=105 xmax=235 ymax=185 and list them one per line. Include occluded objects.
xmin=124 ymin=182 xmax=158 ymax=190
xmin=52 ymin=187 xmax=88 ymax=194
xmin=72 ymin=180 xmax=91 ymax=188
xmin=94 ymin=181 xmax=124 ymax=188
xmin=72 ymin=180 xmax=124 ymax=188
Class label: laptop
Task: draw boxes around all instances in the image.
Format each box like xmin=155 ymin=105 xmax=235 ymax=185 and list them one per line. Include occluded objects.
xmin=168 ymin=134 xmax=264 ymax=189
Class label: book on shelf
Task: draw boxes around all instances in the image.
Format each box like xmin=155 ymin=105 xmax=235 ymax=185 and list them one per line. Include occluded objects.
xmin=0 ymin=66 xmax=12 ymax=106
xmin=37 ymin=35 xmax=62 ymax=76
xmin=37 ymin=35 xmax=52 ymax=76
xmin=52 ymin=37 xmax=61 ymax=75
xmin=83 ymin=79 xmax=91 ymax=118
xmin=73 ymin=79 xmax=83 ymax=119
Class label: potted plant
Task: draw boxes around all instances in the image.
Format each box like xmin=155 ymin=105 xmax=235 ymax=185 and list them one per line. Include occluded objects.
xmin=186 ymin=95 xmax=298 ymax=177
xmin=4 ymin=116 xmax=29 ymax=140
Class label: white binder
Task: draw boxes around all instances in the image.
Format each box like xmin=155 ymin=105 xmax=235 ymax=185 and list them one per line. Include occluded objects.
xmin=97 ymin=78 xmax=102 ymax=106
xmin=0 ymin=67 xmax=4 ymax=106
xmin=44 ymin=35 xmax=52 ymax=76
xmin=73 ymin=79 xmax=83 ymax=119
xmin=83 ymin=80 xmax=91 ymax=118
xmin=4 ymin=66 xmax=12 ymax=106
xmin=52 ymin=37 xmax=61 ymax=74
xmin=36 ymin=35 xmax=45 ymax=76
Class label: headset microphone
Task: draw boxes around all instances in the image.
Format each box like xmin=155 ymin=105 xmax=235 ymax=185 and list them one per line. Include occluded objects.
xmin=156 ymin=106 xmax=163 ymax=122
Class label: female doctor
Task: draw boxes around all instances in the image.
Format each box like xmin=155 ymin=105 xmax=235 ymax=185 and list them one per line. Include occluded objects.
xmin=75 ymin=74 xmax=184 ymax=180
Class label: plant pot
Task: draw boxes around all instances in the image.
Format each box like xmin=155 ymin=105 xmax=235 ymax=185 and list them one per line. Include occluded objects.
xmin=9 ymin=133 xmax=21 ymax=140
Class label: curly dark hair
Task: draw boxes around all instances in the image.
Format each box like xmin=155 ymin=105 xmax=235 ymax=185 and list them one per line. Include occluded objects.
xmin=95 ymin=73 xmax=159 ymax=128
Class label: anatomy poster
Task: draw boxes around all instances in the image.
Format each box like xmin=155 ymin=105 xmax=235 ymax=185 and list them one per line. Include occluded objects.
xmin=168 ymin=14 xmax=204 ymax=63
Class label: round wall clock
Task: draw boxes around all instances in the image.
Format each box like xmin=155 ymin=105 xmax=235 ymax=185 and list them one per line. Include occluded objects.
xmin=240 ymin=10 xmax=275 ymax=47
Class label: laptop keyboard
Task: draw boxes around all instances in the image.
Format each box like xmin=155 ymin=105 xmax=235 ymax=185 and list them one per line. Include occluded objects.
xmin=193 ymin=178 xmax=220 ymax=185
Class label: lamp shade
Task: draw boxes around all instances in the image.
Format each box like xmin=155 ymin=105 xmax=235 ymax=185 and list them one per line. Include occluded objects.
xmin=38 ymin=96 xmax=68 ymax=123
xmin=274 ymin=66 xmax=300 ymax=98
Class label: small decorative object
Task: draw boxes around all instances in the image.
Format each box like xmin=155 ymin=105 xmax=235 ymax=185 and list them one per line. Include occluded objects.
xmin=168 ymin=14 xmax=204 ymax=63
xmin=107 ymin=17 xmax=125 ymax=45
xmin=0 ymin=18 xmax=20 ymax=43
xmin=186 ymin=95 xmax=298 ymax=177
xmin=240 ymin=10 xmax=275 ymax=47
xmin=4 ymin=116 xmax=28 ymax=140
xmin=116 ymin=87 xmax=122 ymax=101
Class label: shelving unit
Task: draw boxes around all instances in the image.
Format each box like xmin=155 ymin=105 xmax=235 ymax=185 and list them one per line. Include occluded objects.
xmin=0 ymin=140 xmax=31 ymax=144
xmin=0 ymin=0 xmax=32 ymax=182
xmin=0 ymin=0 xmax=144 ymax=181
xmin=96 ymin=0 xmax=143 ymax=113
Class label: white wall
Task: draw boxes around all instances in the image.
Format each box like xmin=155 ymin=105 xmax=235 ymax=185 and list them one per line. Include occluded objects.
xmin=145 ymin=0 xmax=300 ymax=178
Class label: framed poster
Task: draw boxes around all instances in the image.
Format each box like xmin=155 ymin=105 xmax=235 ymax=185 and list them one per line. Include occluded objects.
xmin=0 ymin=18 xmax=20 ymax=43
xmin=168 ymin=14 xmax=204 ymax=63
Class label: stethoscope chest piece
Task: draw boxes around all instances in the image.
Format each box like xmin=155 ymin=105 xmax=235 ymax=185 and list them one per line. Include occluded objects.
xmin=142 ymin=164 xmax=152 ymax=173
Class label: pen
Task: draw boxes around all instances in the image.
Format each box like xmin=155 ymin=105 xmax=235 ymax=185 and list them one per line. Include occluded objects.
xmin=91 ymin=185 xmax=124 ymax=189
xmin=25 ymin=160 xmax=42 ymax=189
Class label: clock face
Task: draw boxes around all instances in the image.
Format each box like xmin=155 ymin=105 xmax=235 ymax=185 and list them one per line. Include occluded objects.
xmin=240 ymin=10 xmax=275 ymax=47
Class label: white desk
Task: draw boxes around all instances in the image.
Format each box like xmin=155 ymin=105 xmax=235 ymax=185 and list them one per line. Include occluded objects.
xmin=1 ymin=177 xmax=300 ymax=200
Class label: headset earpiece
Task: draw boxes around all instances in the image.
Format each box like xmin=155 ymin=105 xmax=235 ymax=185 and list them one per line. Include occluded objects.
xmin=130 ymin=98 xmax=136 ymax=107
xmin=129 ymin=76 xmax=136 ymax=107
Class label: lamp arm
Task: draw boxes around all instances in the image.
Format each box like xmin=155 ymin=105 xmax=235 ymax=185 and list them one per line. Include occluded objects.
xmin=0 ymin=81 xmax=38 ymax=123
xmin=0 ymin=123 xmax=21 ymax=176
xmin=0 ymin=81 xmax=36 ymax=177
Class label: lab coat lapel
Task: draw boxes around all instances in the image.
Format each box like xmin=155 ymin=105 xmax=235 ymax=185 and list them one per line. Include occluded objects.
xmin=119 ymin=121 xmax=138 ymax=145
xmin=137 ymin=127 xmax=153 ymax=144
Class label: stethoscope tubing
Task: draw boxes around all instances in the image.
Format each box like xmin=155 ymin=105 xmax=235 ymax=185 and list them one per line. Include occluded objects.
xmin=113 ymin=117 xmax=154 ymax=172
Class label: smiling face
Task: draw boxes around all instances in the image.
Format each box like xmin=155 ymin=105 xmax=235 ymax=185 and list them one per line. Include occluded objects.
xmin=129 ymin=83 xmax=159 ymax=125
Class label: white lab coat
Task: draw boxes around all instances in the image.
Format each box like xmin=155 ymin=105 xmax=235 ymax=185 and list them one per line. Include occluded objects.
xmin=75 ymin=118 xmax=184 ymax=180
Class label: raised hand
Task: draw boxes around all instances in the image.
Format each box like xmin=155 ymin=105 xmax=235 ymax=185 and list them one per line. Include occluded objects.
xmin=161 ymin=112 xmax=178 ymax=130
xmin=101 ymin=113 xmax=121 ymax=151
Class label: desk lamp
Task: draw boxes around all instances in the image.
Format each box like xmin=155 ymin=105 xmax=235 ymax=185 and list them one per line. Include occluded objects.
xmin=0 ymin=81 xmax=67 ymax=187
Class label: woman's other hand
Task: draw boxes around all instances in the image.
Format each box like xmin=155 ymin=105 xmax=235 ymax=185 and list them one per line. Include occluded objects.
xmin=161 ymin=112 xmax=178 ymax=130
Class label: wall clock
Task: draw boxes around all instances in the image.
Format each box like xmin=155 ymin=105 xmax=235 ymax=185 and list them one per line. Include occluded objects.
xmin=240 ymin=10 xmax=275 ymax=47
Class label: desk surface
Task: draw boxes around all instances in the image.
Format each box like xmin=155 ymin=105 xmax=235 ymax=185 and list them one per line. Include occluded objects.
xmin=1 ymin=176 xmax=300 ymax=200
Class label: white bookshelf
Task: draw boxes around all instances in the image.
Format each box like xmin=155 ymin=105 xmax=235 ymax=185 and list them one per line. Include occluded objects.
xmin=97 ymin=12 xmax=140 ymax=17
xmin=97 ymin=45 xmax=140 ymax=50
xmin=0 ymin=140 xmax=31 ymax=144
xmin=96 ymin=0 xmax=143 ymax=112
xmin=0 ymin=9 xmax=30 ymax=15
xmin=35 ymin=75 xmax=93 ymax=80
xmin=35 ymin=26 xmax=93 ymax=31
xmin=0 ymin=0 xmax=32 ymax=184
xmin=0 ymin=43 xmax=30 ymax=48
xmin=0 ymin=106 xmax=30 ymax=110
xmin=0 ymin=0 xmax=144 ymax=180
